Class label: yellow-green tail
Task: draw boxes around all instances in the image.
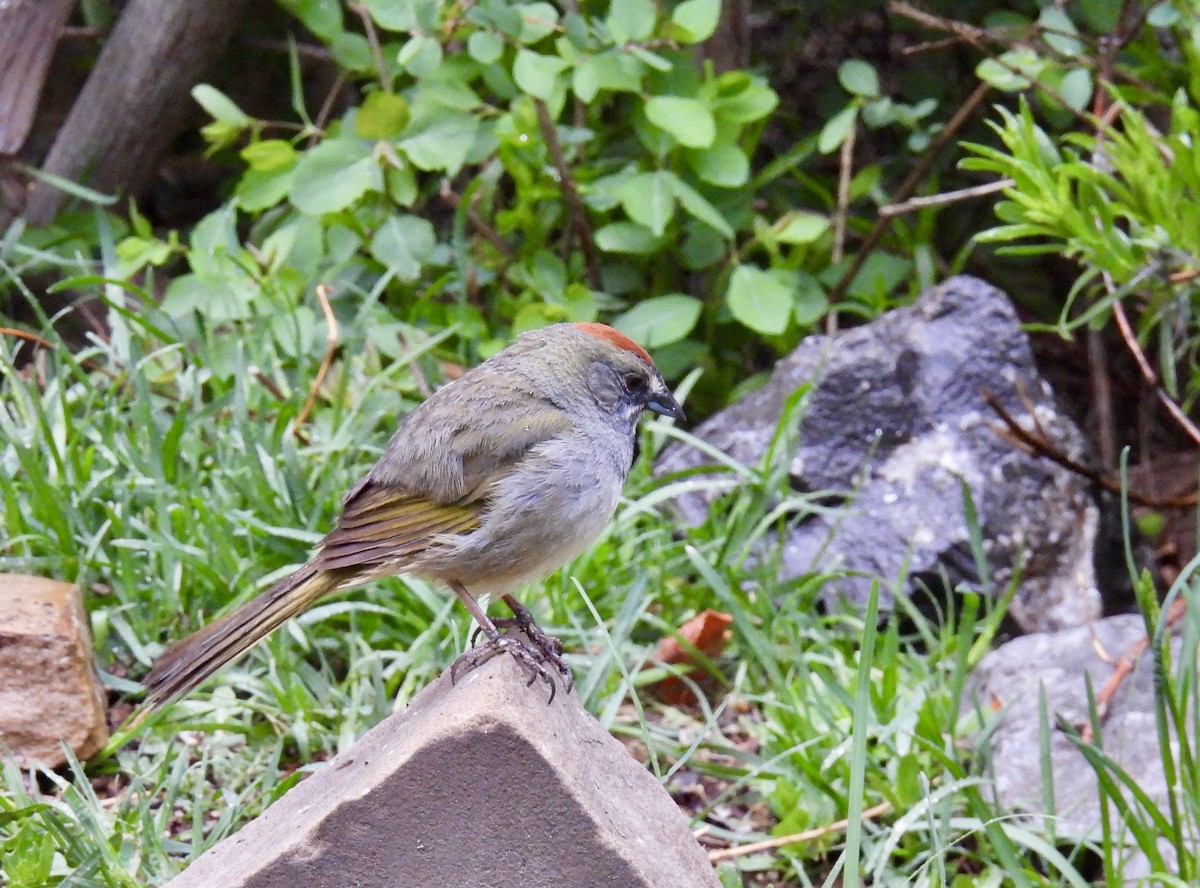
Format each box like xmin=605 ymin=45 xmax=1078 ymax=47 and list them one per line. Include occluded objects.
xmin=135 ymin=563 xmax=342 ymax=719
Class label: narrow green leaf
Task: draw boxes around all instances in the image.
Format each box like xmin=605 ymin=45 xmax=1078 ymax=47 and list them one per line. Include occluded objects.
xmin=818 ymin=105 xmax=858 ymax=154
xmin=670 ymin=174 xmax=734 ymax=237
xmin=192 ymin=85 xmax=252 ymax=126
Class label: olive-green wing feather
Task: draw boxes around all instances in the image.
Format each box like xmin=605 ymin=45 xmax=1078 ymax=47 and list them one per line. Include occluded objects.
xmin=317 ymin=486 xmax=480 ymax=572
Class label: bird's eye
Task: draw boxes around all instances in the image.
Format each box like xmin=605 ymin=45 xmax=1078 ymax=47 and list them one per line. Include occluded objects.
xmin=623 ymin=372 xmax=648 ymax=394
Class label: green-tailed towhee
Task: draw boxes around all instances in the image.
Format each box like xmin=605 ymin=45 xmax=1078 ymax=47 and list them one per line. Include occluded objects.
xmin=139 ymin=322 xmax=683 ymax=712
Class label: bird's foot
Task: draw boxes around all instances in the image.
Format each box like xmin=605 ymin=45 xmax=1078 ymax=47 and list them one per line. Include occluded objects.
xmin=450 ymin=634 xmax=560 ymax=703
xmin=500 ymin=597 xmax=573 ymax=694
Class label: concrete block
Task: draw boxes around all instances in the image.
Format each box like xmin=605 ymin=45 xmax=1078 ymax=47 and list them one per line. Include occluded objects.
xmin=0 ymin=573 xmax=109 ymax=767
xmin=166 ymin=652 xmax=721 ymax=888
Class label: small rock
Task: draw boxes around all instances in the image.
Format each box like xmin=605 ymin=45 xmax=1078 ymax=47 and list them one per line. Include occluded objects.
xmin=965 ymin=615 xmax=1187 ymax=876
xmin=657 ymin=275 xmax=1102 ymax=632
xmin=164 ymin=651 xmax=721 ymax=888
xmin=0 ymin=574 xmax=109 ymax=767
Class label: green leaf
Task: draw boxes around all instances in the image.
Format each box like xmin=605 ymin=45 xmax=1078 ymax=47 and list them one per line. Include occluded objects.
xmin=289 ymin=139 xmax=382 ymax=214
xmin=727 ymin=265 xmax=794 ymax=335
xmin=468 ymin=30 xmax=504 ymax=64
xmin=192 ymin=84 xmax=251 ymax=125
xmin=670 ymin=174 xmax=734 ymax=238
xmin=847 ymin=252 xmax=911 ymax=299
xmin=838 ymin=59 xmax=880 ymax=97
xmin=400 ymin=112 xmax=480 ymax=173
xmin=572 ymin=51 xmax=643 ymax=102
xmin=330 ymin=32 xmax=375 ymax=72
xmin=670 ymin=0 xmax=720 ymax=42
xmin=794 ymin=271 xmax=828 ymax=324
xmin=236 ymin=166 xmax=296 ymax=211
xmin=518 ymin=2 xmax=559 ymax=43
xmin=620 ymin=171 xmax=676 ymax=236
xmin=644 ymin=96 xmax=716 ymax=148
xmin=278 ymin=0 xmax=343 ymax=39
xmin=1038 ymin=6 xmax=1082 ymax=57
xmin=398 ymin=34 xmax=443 ymax=76
xmin=606 ymin=0 xmax=656 ymax=43
xmin=976 ymin=48 xmax=1043 ymax=92
xmin=615 ymin=294 xmax=702 ymax=347
xmin=777 ymin=211 xmax=829 ymax=244
xmin=818 ymin=105 xmax=858 ymax=154
xmin=241 ymin=139 xmax=296 ymax=172
xmin=1058 ymin=67 xmax=1093 ymax=111
xmin=513 ymin=49 xmax=570 ymax=99
xmin=685 ymin=143 xmax=749 ymax=187
xmin=355 ymin=91 xmax=410 ymax=139
xmin=364 ymin=0 xmax=437 ymax=30
xmin=713 ymin=78 xmax=778 ymax=123
xmin=595 ymin=221 xmax=663 ymax=254
xmin=370 ymin=214 xmax=436 ymax=281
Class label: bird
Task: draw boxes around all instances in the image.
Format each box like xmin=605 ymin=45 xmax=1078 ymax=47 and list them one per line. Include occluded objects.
xmin=137 ymin=322 xmax=684 ymax=715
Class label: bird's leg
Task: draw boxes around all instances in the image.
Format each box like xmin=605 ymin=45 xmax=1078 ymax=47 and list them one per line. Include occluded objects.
xmin=500 ymin=594 xmax=573 ymax=693
xmin=466 ymin=595 xmax=573 ymax=694
xmin=448 ymin=581 xmax=558 ymax=702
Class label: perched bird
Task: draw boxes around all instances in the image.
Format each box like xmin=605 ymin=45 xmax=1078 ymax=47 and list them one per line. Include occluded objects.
xmin=138 ymin=322 xmax=684 ymax=714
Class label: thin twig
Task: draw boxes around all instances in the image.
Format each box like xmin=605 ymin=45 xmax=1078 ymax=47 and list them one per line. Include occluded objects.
xmin=879 ymin=179 xmax=1014 ymax=217
xmin=294 ymin=284 xmax=339 ymax=437
xmin=439 ymin=181 xmax=517 ymax=261
xmin=827 ymin=120 xmax=857 ymax=333
xmin=0 ymin=326 xmax=54 ymax=350
xmin=1087 ymin=326 xmax=1116 ymax=470
xmin=1081 ymin=596 xmax=1188 ymax=742
xmin=249 ymin=366 xmax=287 ymax=401
xmin=1111 ymin=300 xmax=1200 ymax=447
xmin=313 ymin=72 xmax=348 ymax=136
xmin=889 ymin=2 xmax=991 ymax=47
xmin=349 ymin=3 xmax=392 ymax=92
xmin=0 ymin=326 xmax=121 ymax=379
xmin=707 ymin=801 xmax=893 ymax=862
xmin=534 ymin=98 xmax=602 ymax=290
xmin=982 ymin=390 xmax=1197 ymax=508
xmin=828 ymin=79 xmax=993 ymax=306
xmin=395 ymin=327 xmax=433 ymax=399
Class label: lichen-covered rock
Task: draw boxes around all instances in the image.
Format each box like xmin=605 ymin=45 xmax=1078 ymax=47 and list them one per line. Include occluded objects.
xmin=657 ymin=275 xmax=1100 ymax=632
xmin=965 ymin=615 xmax=1186 ymax=879
xmin=0 ymin=574 xmax=109 ymax=767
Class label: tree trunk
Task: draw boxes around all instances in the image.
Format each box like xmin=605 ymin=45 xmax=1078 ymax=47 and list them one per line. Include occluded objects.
xmin=23 ymin=0 xmax=251 ymax=224
xmin=0 ymin=0 xmax=75 ymax=156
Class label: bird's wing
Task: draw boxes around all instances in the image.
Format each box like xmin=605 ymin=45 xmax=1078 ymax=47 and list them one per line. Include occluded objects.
xmin=317 ymin=486 xmax=480 ymax=572
xmin=318 ymin=406 xmax=573 ymax=573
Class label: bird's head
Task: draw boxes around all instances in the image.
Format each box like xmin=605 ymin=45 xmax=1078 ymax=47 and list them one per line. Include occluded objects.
xmin=521 ymin=322 xmax=685 ymax=426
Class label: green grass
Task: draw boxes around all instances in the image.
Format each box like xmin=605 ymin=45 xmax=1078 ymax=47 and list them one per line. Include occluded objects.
xmin=2 ymin=247 xmax=1198 ymax=886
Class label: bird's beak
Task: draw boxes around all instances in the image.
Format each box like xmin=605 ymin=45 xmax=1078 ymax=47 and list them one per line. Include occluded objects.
xmin=645 ymin=382 xmax=686 ymax=422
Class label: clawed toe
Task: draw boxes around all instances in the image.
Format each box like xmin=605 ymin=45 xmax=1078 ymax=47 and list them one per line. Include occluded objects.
xmin=451 ymin=635 xmax=560 ymax=703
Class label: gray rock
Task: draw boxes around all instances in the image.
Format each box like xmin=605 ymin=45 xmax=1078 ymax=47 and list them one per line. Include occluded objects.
xmin=0 ymin=574 xmax=109 ymax=768
xmin=164 ymin=651 xmax=721 ymax=888
xmin=657 ymin=275 xmax=1100 ymax=632
xmin=965 ymin=615 xmax=1188 ymax=878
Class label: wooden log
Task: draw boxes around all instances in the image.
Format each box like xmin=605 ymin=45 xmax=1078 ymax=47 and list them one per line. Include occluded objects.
xmin=23 ymin=0 xmax=251 ymax=224
xmin=0 ymin=0 xmax=75 ymax=156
